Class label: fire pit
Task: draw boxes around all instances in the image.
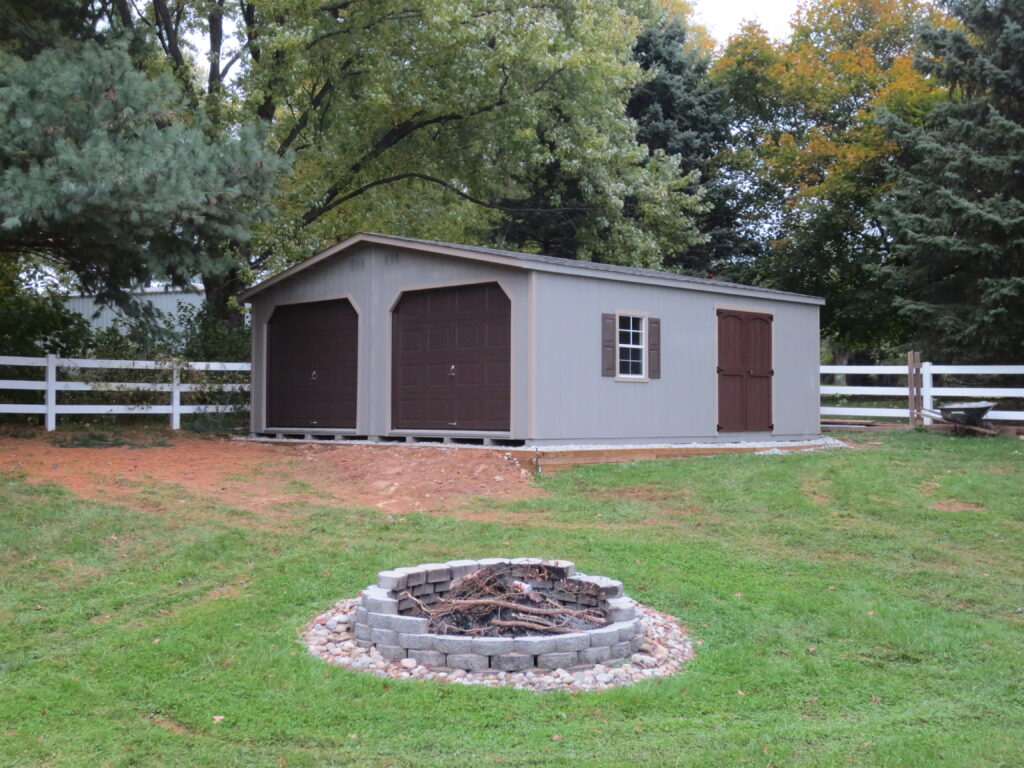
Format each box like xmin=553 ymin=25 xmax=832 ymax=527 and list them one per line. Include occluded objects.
xmin=351 ymin=558 xmax=643 ymax=671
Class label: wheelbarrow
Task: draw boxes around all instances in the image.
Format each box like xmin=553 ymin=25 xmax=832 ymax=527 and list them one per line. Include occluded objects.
xmin=919 ymin=401 xmax=1000 ymax=436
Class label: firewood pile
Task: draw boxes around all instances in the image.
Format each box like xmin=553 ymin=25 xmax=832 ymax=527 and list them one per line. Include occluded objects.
xmin=401 ymin=564 xmax=609 ymax=636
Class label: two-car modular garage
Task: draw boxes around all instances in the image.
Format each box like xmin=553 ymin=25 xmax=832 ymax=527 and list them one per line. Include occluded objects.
xmin=241 ymin=233 xmax=823 ymax=446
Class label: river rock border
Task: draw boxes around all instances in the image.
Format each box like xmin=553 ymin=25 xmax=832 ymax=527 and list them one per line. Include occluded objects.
xmin=303 ymin=558 xmax=696 ymax=692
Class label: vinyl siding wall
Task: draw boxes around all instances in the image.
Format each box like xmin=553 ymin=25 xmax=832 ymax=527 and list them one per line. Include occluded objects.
xmin=529 ymin=271 xmax=820 ymax=444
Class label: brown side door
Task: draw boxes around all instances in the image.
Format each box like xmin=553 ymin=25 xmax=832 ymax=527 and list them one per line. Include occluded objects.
xmin=266 ymin=299 xmax=358 ymax=429
xmin=717 ymin=309 xmax=773 ymax=432
xmin=392 ymin=282 xmax=511 ymax=431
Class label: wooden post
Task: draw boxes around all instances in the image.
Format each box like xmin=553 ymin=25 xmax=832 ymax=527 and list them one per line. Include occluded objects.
xmin=907 ymin=351 xmax=922 ymax=427
xmin=45 ymin=353 xmax=57 ymax=432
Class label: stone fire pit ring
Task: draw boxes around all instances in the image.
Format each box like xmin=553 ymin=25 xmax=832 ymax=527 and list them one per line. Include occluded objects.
xmin=351 ymin=558 xmax=642 ymax=671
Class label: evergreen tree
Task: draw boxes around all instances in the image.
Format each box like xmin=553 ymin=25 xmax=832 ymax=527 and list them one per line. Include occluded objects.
xmin=880 ymin=0 xmax=1024 ymax=362
xmin=627 ymin=16 xmax=744 ymax=274
xmin=0 ymin=40 xmax=285 ymax=315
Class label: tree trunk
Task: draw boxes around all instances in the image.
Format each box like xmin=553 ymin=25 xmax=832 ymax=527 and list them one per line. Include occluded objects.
xmin=202 ymin=267 xmax=246 ymax=326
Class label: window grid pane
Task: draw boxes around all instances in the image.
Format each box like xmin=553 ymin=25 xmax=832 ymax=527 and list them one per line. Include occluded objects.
xmin=616 ymin=314 xmax=644 ymax=377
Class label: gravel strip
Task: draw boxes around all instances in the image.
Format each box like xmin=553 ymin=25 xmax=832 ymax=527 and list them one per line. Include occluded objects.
xmin=303 ymin=598 xmax=695 ymax=693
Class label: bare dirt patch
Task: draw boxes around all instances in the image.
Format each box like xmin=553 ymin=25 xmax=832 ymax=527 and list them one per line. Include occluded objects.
xmin=0 ymin=432 xmax=544 ymax=520
xmin=930 ymin=500 xmax=987 ymax=512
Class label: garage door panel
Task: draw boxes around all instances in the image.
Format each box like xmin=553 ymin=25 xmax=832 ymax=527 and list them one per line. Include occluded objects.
xmin=267 ymin=299 xmax=358 ymax=429
xmin=392 ymin=282 xmax=510 ymax=431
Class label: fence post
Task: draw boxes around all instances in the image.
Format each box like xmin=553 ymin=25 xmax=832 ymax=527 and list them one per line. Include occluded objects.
xmin=921 ymin=361 xmax=934 ymax=425
xmin=45 ymin=353 xmax=57 ymax=432
xmin=170 ymin=362 xmax=181 ymax=430
xmin=907 ymin=351 xmax=922 ymax=427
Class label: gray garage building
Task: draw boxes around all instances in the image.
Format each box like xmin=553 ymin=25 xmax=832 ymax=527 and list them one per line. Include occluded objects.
xmin=238 ymin=233 xmax=823 ymax=446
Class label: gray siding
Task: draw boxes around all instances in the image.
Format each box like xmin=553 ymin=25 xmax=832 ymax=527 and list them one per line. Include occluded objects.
xmin=65 ymin=290 xmax=205 ymax=330
xmin=249 ymin=243 xmax=530 ymax=437
xmin=529 ymin=272 xmax=820 ymax=443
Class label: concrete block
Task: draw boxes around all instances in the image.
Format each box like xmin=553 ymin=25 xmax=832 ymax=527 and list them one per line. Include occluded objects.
xmin=378 ymin=614 xmax=430 ymax=634
xmin=430 ymin=580 xmax=451 ymax=596
xmin=614 ymin=620 xmax=638 ymax=642
xmin=553 ymin=633 xmax=591 ymax=652
xmin=376 ymin=569 xmax=407 ymax=591
xmin=361 ymin=586 xmax=398 ymax=614
xmin=409 ymin=649 xmax=445 ymax=667
xmin=411 ymin=582 xmax=434 ymax=597
xmin=434 ymin=635 xmax=475 ymax=654
xmin=471 ymin=636 xmax=514 ymax=656
xmin=630 ymin=636 xmax=645 ymax=652
xmin=397 ymin=598 xmax=416 ymax=612
xmin=398 ymin=633 xmax=437 ymax=650
xmin=397 ymin=566 xmax=426 ymax=587
xmin=354 ymin=639 xmax=373 ymax=649
xmin=445 ymin=559 xmax=480 ymax=579
xmin=421 ymin=563 xmax=451 ymax=583
xmin=446 ymin=653 xmax=490 ymax=671
xmin=611 ymin=642 xmax=632 ymax=660
xmin=587 ymin=625 xmax=620 ymax=648
xmin=477 ymin=557 xmax=510 ymax=567
xmin=513 ymin=635 xmax=560 ymax=655
xmin=371 ymin=627 xmax=399 ymax=646
xmin=353 ymin=623 xmax=372 ymax=641
xmin=377 ymin=644 xmax=406 ymax=661
xmin=354 ymin=606 xmax=368 ymax=624
xmin=588 ymin=575 xmax=623 ymax=598
xmin=510 ymin=557 xmax=544 ymax=566
xmin=536 ymin=651 xmax=578 ymax=669
xmin=605 ymin=598 xmax=636 ymax=623
xmin=491 ymin=653 xmax=534 ymax=671
xmin=579 ymin=645 xmax=611 ymax=665
xmin=541 ymin=559 xmax=575 ymax=576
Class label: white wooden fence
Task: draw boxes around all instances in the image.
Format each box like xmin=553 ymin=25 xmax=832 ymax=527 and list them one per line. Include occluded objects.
xmin=821 ymin=361 xmax=1024 ymax=423
xmin=2 ymin=354 xmax=1021 ymax=432
xmin=0 ymin=355 xmax=250 ymax=431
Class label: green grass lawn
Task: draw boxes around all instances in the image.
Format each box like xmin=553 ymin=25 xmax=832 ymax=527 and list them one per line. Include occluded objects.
xmin=1 ymin=431 xmax=1021 ymax=767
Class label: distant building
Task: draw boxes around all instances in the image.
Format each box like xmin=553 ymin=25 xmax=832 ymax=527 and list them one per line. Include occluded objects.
xmin=64 ymin=285 xmax=205 ymax=330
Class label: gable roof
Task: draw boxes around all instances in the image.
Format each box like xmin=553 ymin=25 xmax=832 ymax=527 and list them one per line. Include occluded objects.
xmin=237 ymin=233 xmax=825 ymax=305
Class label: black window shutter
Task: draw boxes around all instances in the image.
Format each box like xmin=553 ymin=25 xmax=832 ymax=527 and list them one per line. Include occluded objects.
xmin=601 ymin=313 xmax=616 ymax=376
xmin=648 ymin=317 xmax=661 ymax=379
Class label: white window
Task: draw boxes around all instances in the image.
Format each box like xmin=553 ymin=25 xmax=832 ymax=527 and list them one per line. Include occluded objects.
xmin=617 ymin=314 xmax=645 ymax=377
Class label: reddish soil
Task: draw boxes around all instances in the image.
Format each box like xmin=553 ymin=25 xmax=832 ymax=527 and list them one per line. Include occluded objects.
xmin=0 ymin=432 xmax=544 ymax=519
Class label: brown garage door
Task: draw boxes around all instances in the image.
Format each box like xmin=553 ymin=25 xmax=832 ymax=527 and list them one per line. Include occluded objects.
xmin=717 ymin=308 xmax=773 ymax=432
xmin=392 ymin=282 xmax=510 ymax=431
xmin=266 ymin=299 xmax=358 ymax=429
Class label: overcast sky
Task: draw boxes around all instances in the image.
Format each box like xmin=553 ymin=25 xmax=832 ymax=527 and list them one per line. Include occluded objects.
xmin=690 ymin=0 xmax=803 ymax=43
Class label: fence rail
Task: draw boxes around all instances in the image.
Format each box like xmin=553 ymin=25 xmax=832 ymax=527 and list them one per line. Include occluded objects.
xmin=3 ymin=354 xmax=1021 ymax=432
xmin=0 ymin=354 xmax=251 ymax=431
xmin=821 ymin=357 xmax=1024 ymax=424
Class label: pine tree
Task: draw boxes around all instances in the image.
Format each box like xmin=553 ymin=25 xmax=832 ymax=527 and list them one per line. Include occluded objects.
xmin=0 ymin=40 xmax=285 ymax=314
xmin=880 ymin=0 xmax=1024 ymax=362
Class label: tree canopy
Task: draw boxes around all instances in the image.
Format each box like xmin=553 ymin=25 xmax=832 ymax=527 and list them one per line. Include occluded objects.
xmin=879 ymin=0 xmax=1024 ymax=362
xmin=0 ymin=39 xmax=283 ymax=313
